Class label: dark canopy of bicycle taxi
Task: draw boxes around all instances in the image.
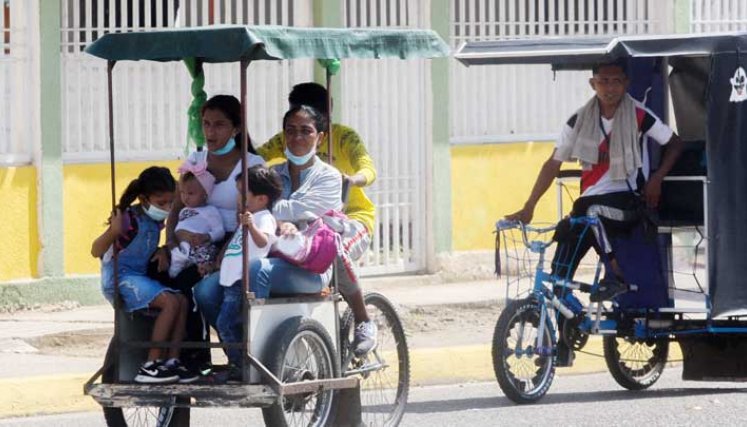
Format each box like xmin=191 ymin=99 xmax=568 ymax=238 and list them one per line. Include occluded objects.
xmin=83 ymin=25 xmax=448 ymax=427
xmin=457 ymin=32 xmax=747 ymax=382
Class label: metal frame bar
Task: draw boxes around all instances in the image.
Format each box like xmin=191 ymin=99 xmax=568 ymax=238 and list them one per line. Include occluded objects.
xmin=106 ymin=59 xmax=120 ymax=384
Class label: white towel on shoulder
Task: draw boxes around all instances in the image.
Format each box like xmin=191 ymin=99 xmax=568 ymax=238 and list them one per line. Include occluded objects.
xmin=554 ymin=94 xmax=640 ymax=180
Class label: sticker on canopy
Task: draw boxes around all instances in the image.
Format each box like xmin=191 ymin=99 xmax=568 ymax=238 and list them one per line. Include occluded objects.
xmin=730 ymin=66 xmax=747 ymax=103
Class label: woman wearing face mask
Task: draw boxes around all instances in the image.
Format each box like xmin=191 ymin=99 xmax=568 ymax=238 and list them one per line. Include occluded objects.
xmin=153 ymin=95 xmax=264 ymax=374
xmin=193 ymin=104 xmax=342 ymax=330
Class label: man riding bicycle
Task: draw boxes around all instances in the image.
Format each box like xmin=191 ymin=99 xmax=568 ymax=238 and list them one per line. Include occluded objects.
xmin=506 ymin=59 xmax=683 ymax=362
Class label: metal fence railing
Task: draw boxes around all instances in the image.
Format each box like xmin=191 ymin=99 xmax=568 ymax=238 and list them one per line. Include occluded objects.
xmin=60 ymin=0 xmax=313 ymax=163
xmin=449 ymin=0 xmax=676 ymax=146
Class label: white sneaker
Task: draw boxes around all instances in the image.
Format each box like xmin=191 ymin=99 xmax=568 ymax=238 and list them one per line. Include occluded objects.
xmin=168 ymin=242 xmax=191 ymax=278
xmin=352 ymin=320 xmax=378 ymax=357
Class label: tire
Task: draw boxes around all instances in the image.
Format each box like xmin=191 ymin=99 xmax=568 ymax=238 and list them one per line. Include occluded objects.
xmin=492 ymin=298 xmax=556 ymax=404
xmin=101 ymin=339 xmax=189 ymax=427
xmin=262 ymin=317 xmax=339 ymax=427
xmin=603 ymin=336 xmax=668 ymax=390
xmin=340 ymin=292 xmax=410 ymax=427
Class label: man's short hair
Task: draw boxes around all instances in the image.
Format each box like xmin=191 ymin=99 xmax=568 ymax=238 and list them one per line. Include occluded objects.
xmin=288 ymin=82 xmax=328 ymax=116
xmin=592 ymin=58 xmax=628 ymax=76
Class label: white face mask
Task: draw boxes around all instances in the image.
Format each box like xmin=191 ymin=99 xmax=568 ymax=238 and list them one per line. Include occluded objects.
xmin=284 ymin=145 xmax=317 ymax=166
xmin=144 ymin=203 xmax=170 ymax=222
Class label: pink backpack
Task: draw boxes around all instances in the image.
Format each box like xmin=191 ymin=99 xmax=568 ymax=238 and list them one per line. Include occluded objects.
xmin=274 ymin=215 xmax=340 ymax=274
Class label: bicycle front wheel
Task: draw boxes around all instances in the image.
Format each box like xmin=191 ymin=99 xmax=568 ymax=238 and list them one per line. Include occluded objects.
xmin=492 ymin=298 xmax=556 ymax=404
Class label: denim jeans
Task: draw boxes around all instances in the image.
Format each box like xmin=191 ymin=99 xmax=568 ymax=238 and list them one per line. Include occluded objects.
xmin=194 ymin=258 xmax=330 ymax=329
xmin=216 ymin=280 xmax=242 ymax=365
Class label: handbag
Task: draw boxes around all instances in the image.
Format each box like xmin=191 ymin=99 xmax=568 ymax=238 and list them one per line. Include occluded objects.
xmin=273 ymin=215 xmax=340 ymax=274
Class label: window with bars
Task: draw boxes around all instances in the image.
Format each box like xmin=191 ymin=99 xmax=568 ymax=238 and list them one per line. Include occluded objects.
xmin=452 ymin=0 xmax=659 ymax=45
xmin=449 ymin=0 xmax=670 ymax=145
xmin=61 ymin=0 xmax=298 ymax=52
xmin=2 ymin=0 xmax=9 ymax=55
xmin=344 ymin=0 xmax=412 ymax=27
xmin=60 ymin=0 xmax=310 ymax=163
xmin=691 ymin=0 xmax=747 ymax=33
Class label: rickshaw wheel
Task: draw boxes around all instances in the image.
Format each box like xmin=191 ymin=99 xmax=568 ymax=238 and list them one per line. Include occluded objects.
xmin=262 ymin=317 xmax=339 ymax=427
xmin=492 ymin=298 xmax=556 ymax=404
xmin=101 ymin=339 xmax=190 ymax=427
xmin=340 ymin=292 xmax=410 ymax=427
xmin=603 ymin=336 xmax=669 ymax=390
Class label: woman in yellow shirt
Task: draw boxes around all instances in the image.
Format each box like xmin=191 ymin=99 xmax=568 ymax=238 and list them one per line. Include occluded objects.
xmin=257 ymin=82 xmax=378 ymax=357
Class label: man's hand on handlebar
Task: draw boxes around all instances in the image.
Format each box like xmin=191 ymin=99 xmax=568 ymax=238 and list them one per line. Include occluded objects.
xmin=505 ymin=206 xmax=534 ymax=224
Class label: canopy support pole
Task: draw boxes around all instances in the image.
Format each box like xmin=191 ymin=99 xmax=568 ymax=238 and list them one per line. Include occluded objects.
xmin=107 ymin=60 xmax=121 ymax=383
xmin=326 ymin=68 xmax=334 ymax=164
xmin=239 ymin=59 xmax=252 ymax=384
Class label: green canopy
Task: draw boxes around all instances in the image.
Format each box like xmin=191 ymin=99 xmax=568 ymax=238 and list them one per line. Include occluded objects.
xmin=85 ymin=25 xmax=450 ymax=62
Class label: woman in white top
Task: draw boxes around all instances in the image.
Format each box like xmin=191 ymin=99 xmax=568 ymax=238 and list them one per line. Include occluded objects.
xmin=152 ymin=95 xmax=264 ymax=372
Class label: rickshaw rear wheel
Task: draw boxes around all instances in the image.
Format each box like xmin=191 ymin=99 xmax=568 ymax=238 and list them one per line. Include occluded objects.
xmin=340 ymin=292 xmax=410 ymax=427
xmin=262 ymin=316 xmax=339 ymax=427
xmin=492 ymin=298 xmax=556 ymax=404
xmin=101 ymin=339 xmax=190 ymax=427
xmin=603 ymin=335 xmax=669 ymax=390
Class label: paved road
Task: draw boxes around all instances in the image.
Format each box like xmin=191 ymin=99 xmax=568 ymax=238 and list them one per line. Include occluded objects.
xmin=2 ymin=367 xmax=744 ymax=426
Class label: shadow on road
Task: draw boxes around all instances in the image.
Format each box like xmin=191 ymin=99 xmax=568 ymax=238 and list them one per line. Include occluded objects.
xmin=404 ymin=386 xmax=747 ymax=413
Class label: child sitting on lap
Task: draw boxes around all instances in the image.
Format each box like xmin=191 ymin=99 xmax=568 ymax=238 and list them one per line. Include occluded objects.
xmin=217 ymin=165 xmax=282 ymax=370
xmin=169 ymin=157 xmax=225 ymax=278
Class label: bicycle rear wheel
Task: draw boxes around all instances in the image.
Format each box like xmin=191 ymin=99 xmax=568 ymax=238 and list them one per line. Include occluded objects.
xmin=492 ymin=298 xmax=556 ymax=404
xmin=603 ymin=336 xmax=668 ymax=390
xmin=340 ymin=292 xmax=410 ymax=426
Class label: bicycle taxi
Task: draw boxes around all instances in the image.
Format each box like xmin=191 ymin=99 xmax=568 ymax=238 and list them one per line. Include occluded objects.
xmin=456 ymin=32 xmax=747 ymax=403
xmin=82 ymin=25 xmax=449 ymax=426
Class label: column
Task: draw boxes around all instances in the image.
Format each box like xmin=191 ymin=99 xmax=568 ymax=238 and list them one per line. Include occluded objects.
xmin=38 ymin=0 xmax=64 ymax=277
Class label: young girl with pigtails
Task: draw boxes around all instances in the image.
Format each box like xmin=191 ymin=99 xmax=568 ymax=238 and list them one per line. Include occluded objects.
xmin=91 ymin=166 xmax=198 ymax=384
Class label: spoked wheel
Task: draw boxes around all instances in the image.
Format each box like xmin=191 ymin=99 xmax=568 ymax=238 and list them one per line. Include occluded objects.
xmin=101 ymin=340 xmax=189 ymax=427
xmin=603 ymin=336 xmax=669 ymax=390
xmin=492 ymin=298 xmax=556 ymax=404
xmin=340 ymin=292 xmax=410 ymax=427
xmin=103 ymin=403 xmax=183 ymax=427
xmin=262 ymin=317 xmax=339 ymax=427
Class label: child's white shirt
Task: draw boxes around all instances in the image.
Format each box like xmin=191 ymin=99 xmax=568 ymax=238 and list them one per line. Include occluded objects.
xmin=175 ymin=205 xmax=225 ymax=243
xmin=219 ymin=209 xmax=277 ymax=286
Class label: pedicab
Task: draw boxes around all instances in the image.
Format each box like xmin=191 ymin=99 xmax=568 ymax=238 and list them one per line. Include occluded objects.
xmin=456 ymin=32 xmax=747 ymax=403
xmin=82 ymin=25 xmax=449 ymax=426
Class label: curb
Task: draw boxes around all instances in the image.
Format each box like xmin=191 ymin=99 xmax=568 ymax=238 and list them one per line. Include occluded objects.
xmin=0 ymin=277 xmax=105 ymax=313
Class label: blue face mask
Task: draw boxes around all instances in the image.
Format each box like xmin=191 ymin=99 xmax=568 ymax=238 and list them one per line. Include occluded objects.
xmin=211 ymin=137 xmax=236 ymax=155
xmin=144 ymin=203 xmax=170 ymax=222
xmin=284 ymin=145 xmax=316 ymax=166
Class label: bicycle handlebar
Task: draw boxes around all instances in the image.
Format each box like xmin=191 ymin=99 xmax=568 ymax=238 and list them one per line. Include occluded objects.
xmin=496 ymin=216 xmax=603 ymax=253
xmin=495 ymin=219 xmax=557 ymax=252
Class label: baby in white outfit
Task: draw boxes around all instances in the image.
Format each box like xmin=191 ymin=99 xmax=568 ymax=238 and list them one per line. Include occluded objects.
xmin=169 ymin=155 xmax=225 ymax=278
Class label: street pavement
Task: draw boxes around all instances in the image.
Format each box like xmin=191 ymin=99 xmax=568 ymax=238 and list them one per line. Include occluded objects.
xmin=2 ymin=368 xmax=745 ymax=427
xmin=0 ymin=276 xmax=504 ymax=418
xmin=0 ymin=274 xmax=684 ymax=420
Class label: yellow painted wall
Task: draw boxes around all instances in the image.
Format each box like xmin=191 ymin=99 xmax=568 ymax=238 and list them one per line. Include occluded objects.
xmin=450 ymin=142 xmax=581 ymax=251
xmin=63 ymin=161 xmax=180 ymax=275
xmin=4 ymin=145 xmax=576 ymax=279
xmin=0 ymin=167 xmax=38 ymax=280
